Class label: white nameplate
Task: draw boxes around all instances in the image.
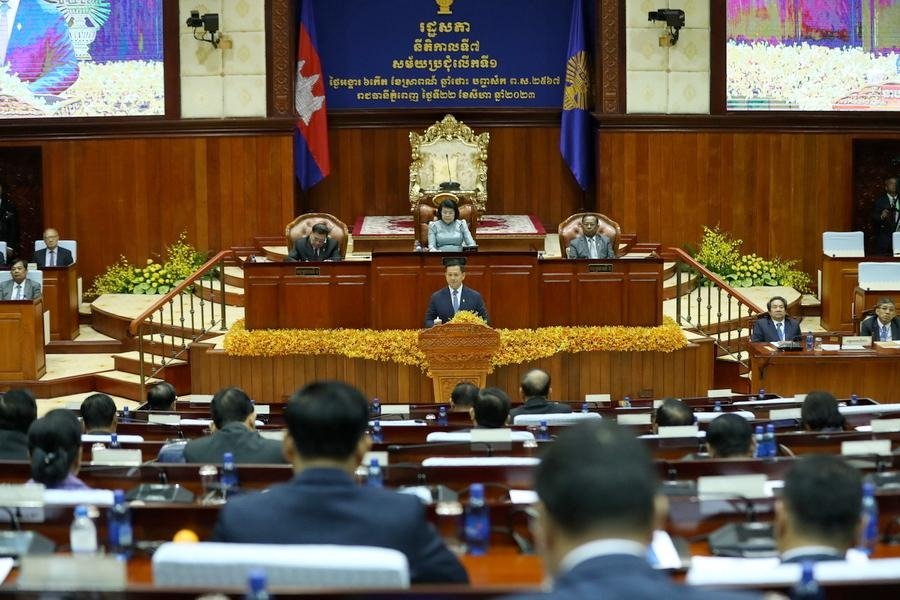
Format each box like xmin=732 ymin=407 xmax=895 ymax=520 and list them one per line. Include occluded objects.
xmin=258 ymin=429 xmax=285 ymax=441
xmin=585 ymin=393 xmax=611 ymax=404
xmin=362 ymin=450 xmax=388 ymax=467
xmin=380 ymin=404 xmax=410 ymax=416
xmin=707 ymin=389 xmax=734 ymax=398
xmin=769 ymin=408 xmax=802 ymax=420
xmin=0 ymin=483 xmax=44 ymax=507
xmin=18 ymin=555 xmax=126 ymax=591
xmin=793 ymin=394 xmax=807 ymax=401
xmin=91 ymin=448 xmax=142 ymax=466
xmin=148 ymin=413 xmax=180 ymax=425
xmin=617 ymin=413 xmax=652 ymax=425
xmin=253 ymin=404 xmax=271 ymax=415
xmin=66 ymin=401 xmax=82 ymax=410
xmin=698 ymin=474 xmax=767 ymax=499
xmin=872 ymin=419 xmax=900 ymax=433
xmin=653 ymin=399 xmax=664 ymax=408
xmin=509 ymin=489 xmax=539 ymax=504
xmin=842 ymin=440 xmax=892 ymax=456
xmin=470 ymin=428 xmax=513 ymax=443
xmin=842 ymin=335 xmax=871 ymax=349
xmin=658 ymin=425 xmax=700 ymax=438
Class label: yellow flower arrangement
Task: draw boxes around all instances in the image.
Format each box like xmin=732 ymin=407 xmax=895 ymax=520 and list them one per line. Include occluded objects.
xmin=223 ymin=317 xmax=689 ymax=372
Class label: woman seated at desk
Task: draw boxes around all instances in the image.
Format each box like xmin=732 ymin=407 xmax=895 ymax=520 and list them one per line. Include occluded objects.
xmin=28 ymin=409 xmax=90 ymax=490
xmin=428 ymin=198 xmax=475 ymax=252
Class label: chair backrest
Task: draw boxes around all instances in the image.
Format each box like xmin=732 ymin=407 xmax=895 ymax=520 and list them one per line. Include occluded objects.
xmin=893 ymin=231 xmax=900 ymax=257
xmin=558 ymin=213 xmax=621 ymax=257
xmin=513 ymin=412 xmax=602 ymax=426
xmin=822 ymin=231 xmax=864 ymax=257
xmin=284 ymin=213 xmax=350 ymax=257
xmin=413 ymin=192 xmax=479 ymax=245
xmin=0 ymin=269 xmax=43 ymax=287
xmin=0 ymin=241 xmax=6 ymax=261
xmin=858 ymin=262 xmax=900 ymax=289
xmin=152 ymin=542 xmax=410 ymax=589
xmin=34 ymin=240 xmax=77 ymax=263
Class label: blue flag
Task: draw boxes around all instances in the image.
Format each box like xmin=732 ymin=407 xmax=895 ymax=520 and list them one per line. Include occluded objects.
xmin=560 ymin=0 xmax=592 ymax=191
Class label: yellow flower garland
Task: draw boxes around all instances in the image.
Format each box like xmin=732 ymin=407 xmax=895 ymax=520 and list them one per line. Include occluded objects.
xmin=224 ymin=314 xmax=689 ymax=373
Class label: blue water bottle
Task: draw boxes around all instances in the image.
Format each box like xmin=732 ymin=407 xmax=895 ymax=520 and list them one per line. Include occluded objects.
xmin=245 ymin=568 xmax=270 ymax=600
xmin=109 ymin=432 xmax=120 ymax=448
xmin=122 ymin=405 xmax=129 ymax=420
xmin=221 ymin=451 xmax=238 ymax=491
xmin=792 ymin=561 xmax=824 ymax=600
xmin=370 ymin=398 xmax=381 ymax=418
xmin=713 ymin=400 xmax=723 ymax=412
xmin=757 ymin=388 xmax=766 ymax=400
xmin=464 ymin=483 xmax=490 ymax=556
xmin=581 ymin=403 xmax=590 ymax=413
xmin=858 ymin=482 xmax=879 ymax=556
xmin=764 ymin=423 xmax=776 ymax=457
xmin=850 ymin=393 xmax=859 ymax=406
xmin=366 ymin=458 xmax=383 ymax=488
xmin=107 ymin=488 xmax=133 ymax=558
xmin=371 ymin=420 xmax=383 ymax=443
xmin=437 ymin=406 xmax=448 ymax=426
xmin=754 ymin=425 xmax=765 ymax=458
xmin=805 ymin=331 xmax=814 ymax=351
xmin=622 ymin=395 xmax=632 ymax=408
xmin=538 ymin=420 xmax=550 ymax=441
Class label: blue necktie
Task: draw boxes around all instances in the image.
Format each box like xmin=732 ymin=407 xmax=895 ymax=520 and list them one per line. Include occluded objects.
xmin=881 ymin=325 xmax=889 ymax=341
xmin=452 ymin=289 xmax=459 ymax=313
xmin=776 ymin=322 xmax=784 ymax=341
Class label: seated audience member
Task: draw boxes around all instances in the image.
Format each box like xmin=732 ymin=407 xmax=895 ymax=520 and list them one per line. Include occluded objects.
xmin=33 ymin=228 xmax=74 ymax=267
xmin=80 ymin=393 xmax=118 ymax=434
xmin=28 ymin=409 xmax=89 ymax=490
xmin=508 ymin=420 xmax=755 ymax=600
xmin=423 ymin=259 xmax=488 ymax=327
xmin=509 ymin=369 xmax=571 ymax=419
xmin=654 ymin=398 xmax=694 ymax=432
xmin=449 ymin=381 xmax=478 ymax=413
xmin=777 ymin=455 xmax=862 ymax=563
xmin=212 ymin=381 xmax=468 ymax=584
xmin=427 ymin=197 xmax=476 ymax=252
xmin=705 ymin=413 xmax=756 ymax=459
xmin=472 ymin=387 xmax=511 ymax=428
xmin=860 ymin=297 xmax=900 ymax=342
xmin=288 ymin=222 xmax=342 ymax=262
xmin=182 ymin=387 xmax=285 ymax=464
xmin=0 ymin=388 xmax=37 ymax=460
xmin=0 ymin=259 xmax=41 ymax=300
xmin=565 ymin=214 xmax=614 ymax=259
xmin=800 ymin=391 xmax=845 ymax=432
xmin=750 ymin=296 xmax=801 ymax=343
xmin=140 ymin=381 xmax=177 ymax=412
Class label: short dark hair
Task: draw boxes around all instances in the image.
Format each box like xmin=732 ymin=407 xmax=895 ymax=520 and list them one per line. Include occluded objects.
xmin=80 ymin=393 xmax=117 ymax=431
xmin=783 ymin=455 xmax=862 ymax=548
xmin=706 ymin=413 xmax=753 ymax=458
xmin=311 ymin=222 xmax=330 ymax=236
xmin=0 ymin=388 xmax=37 ymax=434
xmin=145 ymin=381 xmax=177 ymax=411
xmin=801 ymin=391 xmax=845 ymax=431
xmin=767 ymin=296 xmax=788 ymax=311
xmin=10 ymin=259 xmax=26 ymax=270
xmin=438 ymin=198 xmax=460 ymax=221
xmin=210 ymin=387 xmax=254 ymax=429
xmin=536 ymin=421 xmax=656 ymax=536
xmin=520 ymin=369 xmax=550 ymax=398
xmin=450 ymin=382 xmax=479 ymax=408
xmin=875 ymin=297 xmax=895 ymax=309
xmin=285 ymin=381 xmax=369 ymax=460
xmin=655 ymin=398 xmax=694 ymax=427
xmin=28 ymin=409 xmax=82 ymax=487
xmin=580 ymin=214 xmax=598 ymax=225
xmin=443 ymin=258 xmax=466 ymax=271
xmin=473 ymin=387 xmax=510 ymax=428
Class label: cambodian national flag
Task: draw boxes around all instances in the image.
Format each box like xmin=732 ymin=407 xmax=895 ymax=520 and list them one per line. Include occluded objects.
xmin=294 ymin=0 xmax=330 ymax=190
xmin=560 ymin=0 xmax=593 ymax=191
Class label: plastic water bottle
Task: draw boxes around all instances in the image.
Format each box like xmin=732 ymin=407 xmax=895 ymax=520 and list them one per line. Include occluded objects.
xmin=792 ymin=561 xmax=824 ymax=600
xmin=581 ymin=402 xmax=590 ymax=413
xmin=463 ymin=483 xmax=490 ymax=556
xmin=850 ymin=393 xmax=859 ymax=406
xmin=622 ymin=395 xmax=632 ymax=408
xmin=246 ymin=568 xmax=269 ymax=600
xmin=713 ymin=400 xmax=723 ymax=412
xmin=805 ymin=331 xmax=814 ymax=351
xmin=107 ymin=489 xmax=133 ymax=558
xmin=538 ymin=420 xmax=550 ymax=441
xmin=764 ymin=423 xmax=776 ymax=457
xmin=122 ymin=406 xmax=129 ymax=420
xmin=754 ymin=425 xmax=765 ymax=458
xmin=109 ymin=432 xmax=120 ymax=449
xmin=70 ymin=505 xmax=97 ymax=554
xmin=371 ymin=420 xmax=383 ymax=443
xmin=370 ymin=398 xmax=381 ymax=418
xmin=896 ymin=54 xmax=900 ymax=76
xmin=221 ymin=451 xmax=238 ymax=490
xmin=858 ymin=482 xmax=879 ymax=556
xmin=437 ymin=406 xmax=448 ymax=426
xmin=757 ymin=388 xmax=766 ymax=400
xmin=413 ymin=240 xmax=422 ymax=252
xmin=366 ymin=458 xmax=383 ymax=488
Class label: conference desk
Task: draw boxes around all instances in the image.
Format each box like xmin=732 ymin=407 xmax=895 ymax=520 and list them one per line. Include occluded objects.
xmin=748 ymin=342 xmax=900 ymax=401
xmin=243 ymin=252 xmax=663 ymax=330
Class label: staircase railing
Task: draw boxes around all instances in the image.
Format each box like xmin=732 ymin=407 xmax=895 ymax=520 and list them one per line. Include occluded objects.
xmin=669 ymin=248 xmax=766 ymax=369
xmin=128 ymin=250 xmax=237 ymax=390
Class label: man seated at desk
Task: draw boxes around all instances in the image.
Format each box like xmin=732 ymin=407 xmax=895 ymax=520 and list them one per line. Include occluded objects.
xmin=750 ymin=296 xmax=801 ymax=343
xmin=288 ymin=222 xmax=342 ymax=262
xmin=565 ymin=214 xmax=614 ymax=259
xmin=33 ymin=228 xmax=74 ymax=267
xmin=860 ymin=297 xmax=900 ymax=342
xmin=0 ymin=259 xmax=41 ymax=300
xmin=424 ymin=259 xmax=488 ymax=327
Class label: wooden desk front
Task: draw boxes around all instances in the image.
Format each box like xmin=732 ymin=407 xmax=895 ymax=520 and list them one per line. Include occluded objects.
xmin=749 ymin=342 xmax=900 ymax=401
xmin=820 ymin=255 xmax=898 ymax=332
xmin=0 ymin=299 xmax=45 ymax=381
xmin=244 ymin=253 xmax=663 ymax=330
xmin=39 ymin=265 xmax=80 ymax=340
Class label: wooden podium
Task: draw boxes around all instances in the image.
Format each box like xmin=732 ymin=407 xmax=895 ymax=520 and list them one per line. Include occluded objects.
xmin=418 ymin=322 xmax=500 ymax=403
xmin=41 ymin=265 xmax=80 ymax=340
xmin=0 ymin=298 xmax=46 ymax=380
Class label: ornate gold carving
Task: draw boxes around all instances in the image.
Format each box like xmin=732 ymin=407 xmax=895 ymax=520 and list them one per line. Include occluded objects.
xmin=270 ymin=0 xmax=292 ymax=116
xmin=435 ymin=0 xmax=454 ymax=16
xmin=564 ymin=51 xmax=590 ymax=111
xmin=418 ymin=323 xmax=499 ymax=403
xmin=599 ymin=0 xmax=621 ymax=114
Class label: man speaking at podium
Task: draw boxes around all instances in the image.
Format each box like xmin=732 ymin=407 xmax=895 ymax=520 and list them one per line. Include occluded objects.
xmin=424 ymin=259 xmax=488 ymax=327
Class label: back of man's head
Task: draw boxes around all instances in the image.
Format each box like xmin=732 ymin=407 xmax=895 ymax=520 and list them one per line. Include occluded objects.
xmin=781 ymin=455 xmax=862 ymax=551
xmin=473 ymin=387 xmax=510 ymax=428
xmin=450 ymin=382 xmax=479 ymax=411
xmin=520 ymin=369 xmax=550 ymax=398
xmin=801 ymin=391 xmax=845 ymax=432
xmin=537 ymin=421 xmax=656 ymax=538
xmin=0 ymin=388 xmax=37 ymax=434
xmin=655 ymin=398 xmax=694 ymax=427
xmin=706 ymin=413 xmax=753 ymax=458
xmin=285 ymin=381 xmax=369 ymax=460
xmin=80 ymin=393 xmax=117 ymax=432
xmin=145 ymin=382 xmax=177 ymax=411
xmin=210 ymin=387 xmax=254 ymax=429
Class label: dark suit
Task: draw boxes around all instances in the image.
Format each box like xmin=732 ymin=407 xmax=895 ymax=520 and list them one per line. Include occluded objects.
xmin=860 ymin=316 xmax=900 ymax=342
xmin=509 ymin=396 xmax=572 ymax=419
xmin=0 ymin=430 xmax=29 ymax=461
xmin=212 ymin=468 xmax=468 ymax=584
xmin=507 ymin=553 xmax=757 ymax=600
xmin=567 ymin=234 xmax=614 ymax=259
xmin=871 ymin=193 xmax=899 ymax=256
xmin=182 ymin=422 xmax=286 ymax=464
xmin=750 ymin=316 xmax=802 ymax=343
xmin=33 ymin=246 xmax=74 ymax=267
xmin=0 ymin=278 xmax=41 ymax=300
xmin=288 ymin=236 xmax=342 ymax=262
xmin=424 ymin=285 xmax=488 ymax=327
